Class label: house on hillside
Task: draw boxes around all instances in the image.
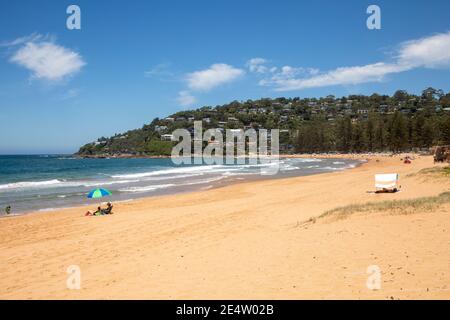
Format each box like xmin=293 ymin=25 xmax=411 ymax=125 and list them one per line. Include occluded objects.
xmin=357 ymin=109 xmax=369 ymax=115
xmin=154 ymin=125 xmax=168 ymax=133
xmin=161 ymin=134 xmax=175 ymax=141
xmin=378 ymin=105 xmax=388 ymax=113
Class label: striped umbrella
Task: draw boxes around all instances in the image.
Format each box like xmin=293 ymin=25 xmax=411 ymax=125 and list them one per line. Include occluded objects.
xmin=87 ymin=188 xmax=112 ymax=199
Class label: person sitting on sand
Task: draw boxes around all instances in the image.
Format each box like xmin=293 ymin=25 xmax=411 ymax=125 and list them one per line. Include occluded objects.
xmin=101 ymin=202 xmax=113 ymax=215
xmin=85 ymin=206 xmax=103 ymax=216
xmin=94 ymin=206 xmax=103 ymax=216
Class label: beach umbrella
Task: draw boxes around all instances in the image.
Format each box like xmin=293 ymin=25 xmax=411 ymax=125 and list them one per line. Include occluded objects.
xmin=87 ymin=188 xmax=112 ymax=199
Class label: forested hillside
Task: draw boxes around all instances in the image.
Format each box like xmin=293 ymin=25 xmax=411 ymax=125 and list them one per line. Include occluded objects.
xmin=77 ymin=87 xmax=450 ymax=156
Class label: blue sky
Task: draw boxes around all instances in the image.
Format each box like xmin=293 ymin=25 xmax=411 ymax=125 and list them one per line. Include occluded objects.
xmin=0 ymin=0 xmax=450 ymax=154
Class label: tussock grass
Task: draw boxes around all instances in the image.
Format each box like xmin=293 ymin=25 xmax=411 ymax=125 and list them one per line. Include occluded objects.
xmin=407 ymin=166 xmax=450 ymax=177
xmin=316 ymin=192 xmax=450 ymax=222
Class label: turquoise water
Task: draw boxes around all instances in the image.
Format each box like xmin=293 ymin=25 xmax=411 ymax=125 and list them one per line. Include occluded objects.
xmin=0 ymin=155 xmax=362 ymax=215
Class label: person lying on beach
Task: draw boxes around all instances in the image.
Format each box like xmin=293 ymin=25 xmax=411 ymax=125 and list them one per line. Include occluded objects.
xmin=375 ymin=188 xmax=398 ymax=194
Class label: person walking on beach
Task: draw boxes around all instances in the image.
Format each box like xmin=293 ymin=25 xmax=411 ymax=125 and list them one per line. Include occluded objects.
xmin=5 ymin=205 xmax=11 ymax=215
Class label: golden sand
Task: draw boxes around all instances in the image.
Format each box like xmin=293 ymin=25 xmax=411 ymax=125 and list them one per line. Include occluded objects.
xmin=0 ymin=155 xmax=449 ymax=299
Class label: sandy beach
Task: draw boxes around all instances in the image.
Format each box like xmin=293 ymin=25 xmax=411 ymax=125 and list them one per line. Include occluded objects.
xmin=1 ymin=154 xmax=449 ymax=300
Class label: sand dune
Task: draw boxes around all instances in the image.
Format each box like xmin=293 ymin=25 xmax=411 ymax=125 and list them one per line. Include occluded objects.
xmin=0 ymin=155 xmax=449 ymax=299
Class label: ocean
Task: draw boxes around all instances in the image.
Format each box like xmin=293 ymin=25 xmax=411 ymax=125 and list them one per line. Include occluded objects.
xmin=0 ymin=155 xmax=363 ymax=215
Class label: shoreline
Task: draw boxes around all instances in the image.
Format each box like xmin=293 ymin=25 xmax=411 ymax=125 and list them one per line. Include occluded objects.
xmin=1 ymin=153 xmax=449 ymax=299
xmin=1 ymin=155 xmax=367 ymax=218
xmin=75 ymin=152 xmax=415 ymax=159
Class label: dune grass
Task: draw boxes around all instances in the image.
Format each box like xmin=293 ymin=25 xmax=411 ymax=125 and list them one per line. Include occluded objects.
xmin=309 ymin=192 xmax=450 ymax=223
xmin=407 ymin=166 xmax=450 ymax=177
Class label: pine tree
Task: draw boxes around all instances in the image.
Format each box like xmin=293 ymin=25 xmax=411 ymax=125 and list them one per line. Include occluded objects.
xmin=413 ymin=115 xmax=425 ymax=147
xmin=440 ymin=116 xmax=450 ymax=145
xmin=366 ymin=114 xmax=376 ymax=151
xmin=422 ymin=119 xmax=435 ymax=148
xmin=387 ymin=111 xmax=408 ymax=152
xmin=374 ymin=117 xmax=386 ymax=151
xmin=352 ymin=122 xmax=366 ymax=152
xmin=336 ymin=117 xmax=352 ymax=152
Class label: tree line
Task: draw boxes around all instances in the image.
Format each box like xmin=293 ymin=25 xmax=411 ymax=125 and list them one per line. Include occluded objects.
xmin=294 ymin=111 xmax=450 ymax=153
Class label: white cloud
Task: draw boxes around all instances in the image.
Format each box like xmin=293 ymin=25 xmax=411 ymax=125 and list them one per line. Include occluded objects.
xmin=247 ymin=58 xmax=268 ymax=73
xmin=272 ymin=66 xmax=320 ymax=80
xmin=60 ymin=88 xmax=80 ymax=101
xmin=186 ymin=63 xmax=244 ymax=91
xmin=397 ymin=31 xmax=450 ymax=68
xmin=260 ymin=31 xmax=450 ymax=91
xmin=145 ymin=62 xmax=173 ymax=78
xmin=176 ymin=90 xmax=196 ymax=107
xmin=0 ymin=33 xmax=46 ymax=47
xmin=8 ymin=34 xmax=85 ymax=81
xmin=263 ymin=62 xmax=410 ymax=91
xmin=247 ymin=57 xmax=320 ymax=78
